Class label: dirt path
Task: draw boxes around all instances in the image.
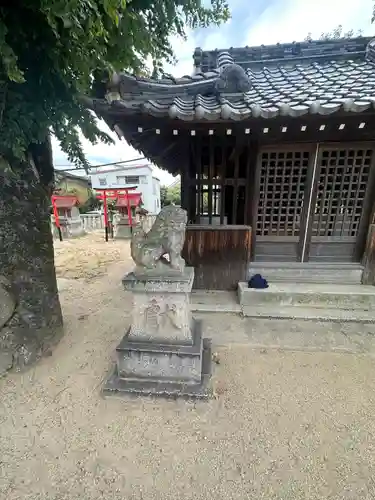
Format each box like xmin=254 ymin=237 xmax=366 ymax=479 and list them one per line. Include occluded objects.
xmin=54 ymin=232 xmax=127 ymax=281
xmin=1 ymin=232 xmax=375 ymax=499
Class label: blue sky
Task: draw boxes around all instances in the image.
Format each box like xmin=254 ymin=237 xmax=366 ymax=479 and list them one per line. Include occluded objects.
xmin=53 ymin=0 xmax=374 ymax=185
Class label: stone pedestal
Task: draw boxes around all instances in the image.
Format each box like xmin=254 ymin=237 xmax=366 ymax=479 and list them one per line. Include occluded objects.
xmin=114 ymin=215 xmax=132 ymax=239
xmin=51 ymin=217 xmax=85 ymax=239
xmin=103 ymin=267 xmax=212 ymax=399
xmin=68 ymin=216 xmax=86 ymax=237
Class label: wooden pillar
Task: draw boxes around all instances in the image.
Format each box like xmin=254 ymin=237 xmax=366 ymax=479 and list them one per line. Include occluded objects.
xmin=181 ymin=137 xmax=195 ymax=222
xmin=219 ymin=142 xmax=226 ymax=225
xmin=181 ymin=167 xmax=189 ymax=212
xmin=245 ymin=140 xmax=258 ymax=226
xmin=362 ymin=224 xmax=375 ymax=285
xmin=196 ymin=136 xmax=202 ymax=221
xmin=208 ymin=137 xmax=213 ymax=224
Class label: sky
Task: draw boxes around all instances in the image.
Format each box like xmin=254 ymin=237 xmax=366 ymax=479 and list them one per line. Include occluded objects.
xmin=53 ymin=0 xmax=375 ymax=186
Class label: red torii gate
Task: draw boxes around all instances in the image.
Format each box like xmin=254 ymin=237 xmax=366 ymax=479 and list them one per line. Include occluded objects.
xmin=95 ymin=186 xmax=138 ymax=241
xmin=51 ymin=193 xmax=79 ymax=241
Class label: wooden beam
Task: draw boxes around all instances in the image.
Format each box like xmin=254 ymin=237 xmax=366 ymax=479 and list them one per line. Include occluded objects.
xmin=298 ymin=144 xmax=320 ymax=262
xmin=189 ymin=178 xmax=246 ymax=186
xmin=232 ymin=144 xmax=240 ymax=225
xmin=220 ymin=141 xmax=226 ymax=225
xmin=356 ymin=150 xmax=375 ymax=260
xmin=208 ymin=136 xmax=213 ymax=224
xmin=245 ymin=140 xmax=256 ymax=226
xmin=362 ymin=224 xmax=375 ymax=285
xmin=195 ymin=137 xmax=201 ymax=219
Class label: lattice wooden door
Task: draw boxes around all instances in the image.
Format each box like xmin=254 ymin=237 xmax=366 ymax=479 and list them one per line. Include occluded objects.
xmin=254 ymin=147 xmax=312 ymax=262
xmin=308 ymin=146 xmax=375 ymax=262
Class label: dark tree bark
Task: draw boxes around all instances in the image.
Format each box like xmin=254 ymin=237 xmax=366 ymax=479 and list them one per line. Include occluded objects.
xmin=0 ymin=138 xmax=63 ymax=374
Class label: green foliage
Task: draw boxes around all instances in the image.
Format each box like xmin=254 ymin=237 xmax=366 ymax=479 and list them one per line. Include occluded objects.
xmin=160 ymin=185 xmax=168 ymax=207
xmin=78 ymin=191 xmax=101 ymax=213
xmin=161 ymin=183 xmax=181 ymax=207
xmin=304 ymin=25 xmax=364 ymax=42
xmin=161 ymin=181 xmax=211 ymax=210
xmin=0 ymin=1 xmax=229 ymax=170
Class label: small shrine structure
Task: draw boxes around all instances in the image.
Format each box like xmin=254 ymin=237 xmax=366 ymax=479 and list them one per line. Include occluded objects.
xmin=115 ymin=191 xmax=143 ymax=238
xmin=87 ymin=36 xmax=375 ymax=289
xmin=51 ymin=194 xmax=85 ymax=239
xmin=95 ymin=187 xmax=141 ymax=239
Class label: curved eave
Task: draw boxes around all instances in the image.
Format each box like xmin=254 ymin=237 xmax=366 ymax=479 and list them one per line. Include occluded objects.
xmin=90 ymin=97 xmax=375 ymax=122
xmin=115 ymin=71 xmax=219 ymax=97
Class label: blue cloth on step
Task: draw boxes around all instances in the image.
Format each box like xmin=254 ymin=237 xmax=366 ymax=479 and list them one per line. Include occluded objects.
xmin=248 ymin=273 xmax=269 ymax=289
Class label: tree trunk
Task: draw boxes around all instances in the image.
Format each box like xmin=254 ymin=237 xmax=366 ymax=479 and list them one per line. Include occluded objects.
xmin=0 ymin=143 xmax=63 ymax=375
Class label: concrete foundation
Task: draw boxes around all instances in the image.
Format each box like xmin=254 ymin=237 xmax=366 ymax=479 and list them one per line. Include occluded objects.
xmin=103 ymin=267 xmax=212 ymax=399
xmin=237 ymin=281 xmax=375 ymax=322
xmin=114 ymin=215 xmax=132 ymax=239
xmin=104 ymin=320 xmax=212 ymax=399
xmin=248 ymin=262 xmax=364 ymax=285
xmin=52 ymin=217 xmax=85 ymax=239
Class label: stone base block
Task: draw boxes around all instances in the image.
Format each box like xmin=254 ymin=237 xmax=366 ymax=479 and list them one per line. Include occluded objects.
xmin=123 ymin=267 xmax=195 ymax=345
xmin=69 ymin=219 xmax=86 ymax=238
xmin=116 ymin=320 xmax=202 ymax=383
xmin=115 ymin=224 xmax=132 ymax=239
xmin=53 ymin=220 xmax=85 ymax=239
xmin=103 ymin=320 xmax=212 ymax=400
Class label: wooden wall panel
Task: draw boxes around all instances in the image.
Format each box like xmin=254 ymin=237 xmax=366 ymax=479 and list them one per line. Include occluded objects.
xmin=182 ymin=225 xmax=251 ymax=290
xmin=362 ymin=224 xmax=375 ymax=285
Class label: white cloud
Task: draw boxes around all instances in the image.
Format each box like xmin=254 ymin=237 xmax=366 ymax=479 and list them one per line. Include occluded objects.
xmin=52 ymin=122 xmax=176 ymax=186
xmin=245 ymin=0 xmax=374 ymax=46
xmin=163 ymin=29 xmax=197 ymax=76
xmin=201 ymin=31 xmax=230 ymax=51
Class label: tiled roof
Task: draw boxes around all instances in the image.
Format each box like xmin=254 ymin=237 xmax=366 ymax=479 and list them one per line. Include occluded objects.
xmin=196 ymin=37 xmax=374 ymax=71
xmin=52 ymin=196 xmax=78 ymax=208
xmin=116 ymin=193 xmax=142 ymax=207
xmin=90 ymin=37 xmax=375 ymax=122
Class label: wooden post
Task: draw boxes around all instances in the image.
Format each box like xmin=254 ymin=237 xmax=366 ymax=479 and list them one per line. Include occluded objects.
xmin=362 ymin=224 xmax=375 ymax=285
xmin=51 ymin=196 xmax=63 ymax=241
xmin=220 ymin=143 xmax=226 ymax=225
xmin=232 ymin=149 xmax=240 ymax=225
xmin=125 ymin=188 xmax=133 ymax=234
xmin=208 ymin=137 xmax=213 ymax=224
xmin=103 ymin=189 xmax=109 ymax=242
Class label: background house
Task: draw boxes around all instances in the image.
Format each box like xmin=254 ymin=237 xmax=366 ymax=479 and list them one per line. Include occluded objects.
xmin=54 ymin=170 xmax=91 ymax=205
xmin=90 ymin=164 xmax=161 ymax=215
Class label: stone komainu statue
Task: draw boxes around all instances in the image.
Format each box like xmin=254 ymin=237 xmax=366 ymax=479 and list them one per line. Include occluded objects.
xmin=131 ymin=205 xmax=188 ymax=275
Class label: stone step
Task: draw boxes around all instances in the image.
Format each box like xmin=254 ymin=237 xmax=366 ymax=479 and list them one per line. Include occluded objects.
xmin=239 ymin=305 xmax=375 ymax=323
xmin=191 ymin=290 xmax=241 ymax=313
xmin=248 ymin=262 xmax=364 ymax=285
xmin=238 ymin=282 xmax=375 ymax=322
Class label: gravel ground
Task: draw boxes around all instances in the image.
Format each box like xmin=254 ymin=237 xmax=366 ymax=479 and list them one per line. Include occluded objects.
xmin=1 ymin=232 xmax=375 ymax=500
xmin=54 ymin=232 xmax=124 ymax=280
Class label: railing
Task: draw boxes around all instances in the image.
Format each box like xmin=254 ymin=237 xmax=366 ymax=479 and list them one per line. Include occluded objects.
xmin=80 ymin=213 xmax=105 ymax=231
xmin=52 ymin=213 xmax=156 ymax=237
xmin=51 ymin=215 xmax=85 ymax=238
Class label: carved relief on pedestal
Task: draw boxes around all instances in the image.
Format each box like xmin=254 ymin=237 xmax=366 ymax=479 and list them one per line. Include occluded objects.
xmin=164 ymin=303 xmax=184 ymax=330
xmin=131 ymin=293 xmax=190 ymax=341
xmin=143 ymin=298 xmax=162 ymax=333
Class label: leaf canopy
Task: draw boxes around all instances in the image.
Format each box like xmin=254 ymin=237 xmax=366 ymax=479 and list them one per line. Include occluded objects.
xmin=0 ymin=1 xmax=229 ymax=169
